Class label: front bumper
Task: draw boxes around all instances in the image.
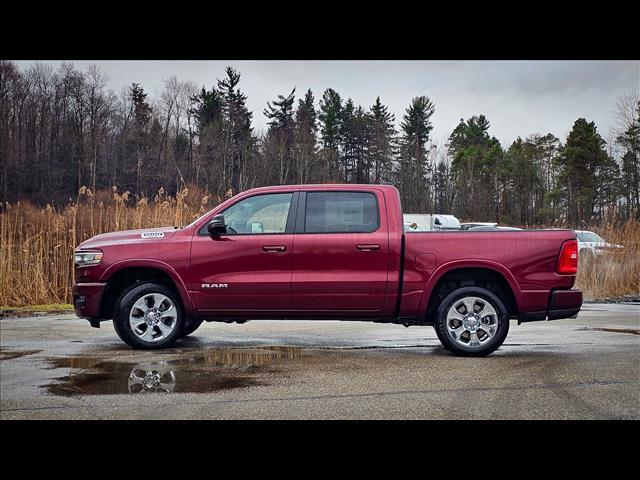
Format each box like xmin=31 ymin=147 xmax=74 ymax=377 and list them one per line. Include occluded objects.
xmin=72 ymin=282 xmax=106 ymax=321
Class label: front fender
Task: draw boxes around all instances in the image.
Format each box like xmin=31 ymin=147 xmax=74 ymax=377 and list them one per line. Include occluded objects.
xmin=100 ymin=259 xmax=195 ymax=314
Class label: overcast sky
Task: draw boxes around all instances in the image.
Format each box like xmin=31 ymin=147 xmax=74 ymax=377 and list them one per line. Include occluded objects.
xmin=14 ymin=60 xmax=639 ymax=147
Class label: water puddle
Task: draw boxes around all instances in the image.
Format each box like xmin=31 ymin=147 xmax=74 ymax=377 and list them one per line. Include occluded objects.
xmin=42 ymin=346 xmax=310 ymax=396
xmin=0 ymin=348 xmax=42 ymax=360
xmin=591 ymin=327 xmax=640 ymax=335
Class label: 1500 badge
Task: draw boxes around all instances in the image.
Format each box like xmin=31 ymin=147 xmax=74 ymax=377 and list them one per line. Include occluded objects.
xmin=141 ymin=231 xmax=165 ymax=239
xmin=202 ymin=283 xmax=228 ymax=288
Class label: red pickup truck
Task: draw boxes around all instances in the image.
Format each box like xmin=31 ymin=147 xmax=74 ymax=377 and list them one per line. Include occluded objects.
xmin=73 ymin=184 xmax=582 ymax=356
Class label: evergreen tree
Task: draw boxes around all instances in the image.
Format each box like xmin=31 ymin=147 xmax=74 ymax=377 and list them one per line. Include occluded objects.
xmin=130 ymin=83 xmax=152 ymax=195
xmin=293 ymin=89 xmax=318 ymax=183
xmin=505 ymin=137 xmax=541 ymax=225
xmin=339 ymin=98 xmax=357 ymax=182
xmin=433 ymin=158 xmax=453 ymax=212
xmin=398 ymin=96 xmax=435 ymax=212
xmin=263 ymin=88 xmax=296 ymax=184
xmin=190 ymin=87 xmax=223 ymax=135
xmin=217 ymin=67 xmax=254 ymax=193
xmin=448 ymin=115 xmax=503 ymax=221
xmin=318 ymin=88 xmax=342 ymax=181
xmin=555 ymin=118 xmax=613 ymax=225
xmin=616 ymin=99 xmax=640 ymax=218
xmin=368 ymin=96 xmax=396 ymax=184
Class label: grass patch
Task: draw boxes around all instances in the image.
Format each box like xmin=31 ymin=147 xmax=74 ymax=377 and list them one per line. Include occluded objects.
xmin=0 ymin=303 xmax=74 ymax=317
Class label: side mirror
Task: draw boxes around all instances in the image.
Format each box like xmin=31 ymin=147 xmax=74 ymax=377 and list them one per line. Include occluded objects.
xmin=207 ymin=214 xmax=227 ymax=236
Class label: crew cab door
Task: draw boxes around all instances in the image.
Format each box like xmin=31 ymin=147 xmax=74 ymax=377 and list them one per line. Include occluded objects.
xmin=189 ymin=192 xmax=297 ymax=312
xmin=291 ymin=190 xmax=389 ymax=312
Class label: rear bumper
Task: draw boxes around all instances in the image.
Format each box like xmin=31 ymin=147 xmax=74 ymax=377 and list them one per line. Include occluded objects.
xmin=72 ymin=282 xmax=106 ymax=320
xmin=547 ymin=289 xmax=583 ymax=320
xmin=518 ymin=289 xmax=583 ymax=323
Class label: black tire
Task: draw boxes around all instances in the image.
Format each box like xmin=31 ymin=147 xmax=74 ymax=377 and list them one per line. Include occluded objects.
xmin=180 ymin=318 xmax=204 ymax=338
xmin=434 ymin=286 xmax=509 ymax=357
xmin=113 ymin=282 xmax=184 ymax=350
xmin=433 ymin=322 xmax=452 ymax=352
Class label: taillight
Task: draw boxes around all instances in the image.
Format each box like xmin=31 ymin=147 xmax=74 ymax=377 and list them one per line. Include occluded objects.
xmin=557 ymin=240 xmax=578 ymax=274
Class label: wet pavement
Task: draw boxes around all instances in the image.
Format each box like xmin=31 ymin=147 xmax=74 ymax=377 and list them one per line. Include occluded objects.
xmin=1 ymin=303 xmax=639 ymax=419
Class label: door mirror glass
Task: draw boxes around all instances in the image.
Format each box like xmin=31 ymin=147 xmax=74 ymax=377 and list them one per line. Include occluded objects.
xmin=207 ymin=214 xmax=227 ymax=236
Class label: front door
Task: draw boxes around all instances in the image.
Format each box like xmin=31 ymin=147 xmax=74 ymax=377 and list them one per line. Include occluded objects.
xmin=189 ymin=192 xmax=296 ymax=312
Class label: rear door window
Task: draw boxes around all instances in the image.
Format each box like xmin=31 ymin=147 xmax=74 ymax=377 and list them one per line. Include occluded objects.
xmin=304 ymin=192 xmax=379 ymax=233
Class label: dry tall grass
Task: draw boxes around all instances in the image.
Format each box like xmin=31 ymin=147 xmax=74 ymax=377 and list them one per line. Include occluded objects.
xmin=0 ymin=186 xmax=228 ymax=307
xmin=1 ymin=187 xmax=638 ymax=307
xmin=575 ymin=219 xmax=640 ymax=300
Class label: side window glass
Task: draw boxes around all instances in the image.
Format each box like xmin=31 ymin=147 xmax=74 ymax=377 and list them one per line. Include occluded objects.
xmin=204 ymin=193 xmax=292 ymax=235
xmin=304 ymin=192 xmax=379 ymax=233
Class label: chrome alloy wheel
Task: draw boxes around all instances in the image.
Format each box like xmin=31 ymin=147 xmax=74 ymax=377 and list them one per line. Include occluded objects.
xmin=445 ymin=296 xmax=499 ymax=348
xmin=129 ymin=293 xmax=178 ymax=343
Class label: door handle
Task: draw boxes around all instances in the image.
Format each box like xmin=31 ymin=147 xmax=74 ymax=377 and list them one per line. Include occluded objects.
xmin=263 ymin=245 xmax=286 ymax=252
xmin=356 ymin=244 xmax=380 ymax=251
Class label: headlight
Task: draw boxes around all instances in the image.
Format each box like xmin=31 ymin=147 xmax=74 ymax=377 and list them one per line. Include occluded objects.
xmin=74 ymin=251 xmax=103 ymax=267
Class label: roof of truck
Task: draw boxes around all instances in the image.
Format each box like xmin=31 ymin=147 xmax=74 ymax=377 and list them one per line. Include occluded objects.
xmin=242 ymin=184 xmax=398 ymax=194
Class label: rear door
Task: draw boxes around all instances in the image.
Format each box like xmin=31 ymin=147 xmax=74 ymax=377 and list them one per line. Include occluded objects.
xmin=291 ymin=190 xmax=389 ymax=312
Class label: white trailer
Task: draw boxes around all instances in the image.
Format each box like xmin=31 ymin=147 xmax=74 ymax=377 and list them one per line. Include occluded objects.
xmin=403 ymin=214 xmax=461 ymax=232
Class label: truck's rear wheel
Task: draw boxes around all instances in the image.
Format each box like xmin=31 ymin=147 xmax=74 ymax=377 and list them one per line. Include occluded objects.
xmin=434 ymin=286 xmax=509 ymax=357
xmin=113 ymin=282 xmax=184 ymax=349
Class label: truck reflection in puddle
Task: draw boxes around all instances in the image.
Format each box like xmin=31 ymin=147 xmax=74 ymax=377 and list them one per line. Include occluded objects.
xmin=43 ymin=346 xmax=308 ymax=396
xmin=128 ymin=362 xmax=176 ymax=393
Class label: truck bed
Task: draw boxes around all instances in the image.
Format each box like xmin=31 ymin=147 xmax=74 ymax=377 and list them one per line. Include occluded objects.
xmin=397 ymin=229 xmax=578 ymax=320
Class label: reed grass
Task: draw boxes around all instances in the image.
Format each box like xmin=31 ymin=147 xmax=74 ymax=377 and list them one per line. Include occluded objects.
xmin=1 ymin=186 xmax=638 ymax=307
xmin=0 ymin=185 xmax=226 ymax=307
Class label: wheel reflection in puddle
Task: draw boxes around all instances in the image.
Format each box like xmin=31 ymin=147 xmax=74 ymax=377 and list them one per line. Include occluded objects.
xmin=128 ymin=362 xmax=176 ymax=393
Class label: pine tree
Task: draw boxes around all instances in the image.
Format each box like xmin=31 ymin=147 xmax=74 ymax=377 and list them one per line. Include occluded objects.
xmin=616 ymin=99 xmax=640 ymax=217
xmin=264 ymin=88 xmax=296 ymax=184
xmin=555 ymin=118 xmax=613 ymax=225
xmin=130 ymin=83 xmax=152 ymax=195
xmin=398 ymin=96 xmax=435 ymax=212
xmin=505 ymin=137 xmax=541 ymax=225
xmin=433 ymin=159 xmax=452 ymax=212
xmin=318 ymin=88 xmax=342 ymax=181
xmin=294 ymin=89 xmax=318 ymax=184
xmin=217 ymin=67 xmax=254 ymax=194
xmin=369 ymin=97 xmax=396 ymax=184
xmin=339 ymin=98 xmax=356 ymax=182
xmin=448 ymin=115 xmax=503 ymax=221
xmin=190 ymin=87 xmax=222 ymax=135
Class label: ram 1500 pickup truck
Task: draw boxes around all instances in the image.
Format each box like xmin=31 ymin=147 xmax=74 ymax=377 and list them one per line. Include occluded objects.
xmin=73 ymin=184 xmax=582 ymax=356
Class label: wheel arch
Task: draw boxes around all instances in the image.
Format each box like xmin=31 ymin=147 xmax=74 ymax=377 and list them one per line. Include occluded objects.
xmin=99 ymin=261 xmax=193 ymax=319
xmin=421 ymin=261 xmax=521 ymax=323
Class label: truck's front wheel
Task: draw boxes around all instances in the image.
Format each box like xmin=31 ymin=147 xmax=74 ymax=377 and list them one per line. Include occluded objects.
xmin=434 ymin=286 xmax=509 ymax=357
xmin=113 ymin=282 xmax=184 ymax=349
xmin=180 ymin=318 xmax=203 ymax=338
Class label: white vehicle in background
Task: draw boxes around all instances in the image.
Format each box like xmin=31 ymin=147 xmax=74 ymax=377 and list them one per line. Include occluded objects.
xmin=460 ymin=222 xmax=497 ymax=230
xmin=575 ymin=230 xmax=623 ymax=261
xmin=467 ymin=225 xmax=522 ymax=231
xmin=404 ymin=214 xmax=461 ymax=232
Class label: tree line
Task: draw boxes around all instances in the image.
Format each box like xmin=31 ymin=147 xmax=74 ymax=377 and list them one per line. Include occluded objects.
xmin=1 ymin=60 xmax=638 ymax=226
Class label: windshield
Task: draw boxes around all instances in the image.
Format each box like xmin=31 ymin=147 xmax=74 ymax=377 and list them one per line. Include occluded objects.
xmin=577 ymin=231 xmax=605 ymax=243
